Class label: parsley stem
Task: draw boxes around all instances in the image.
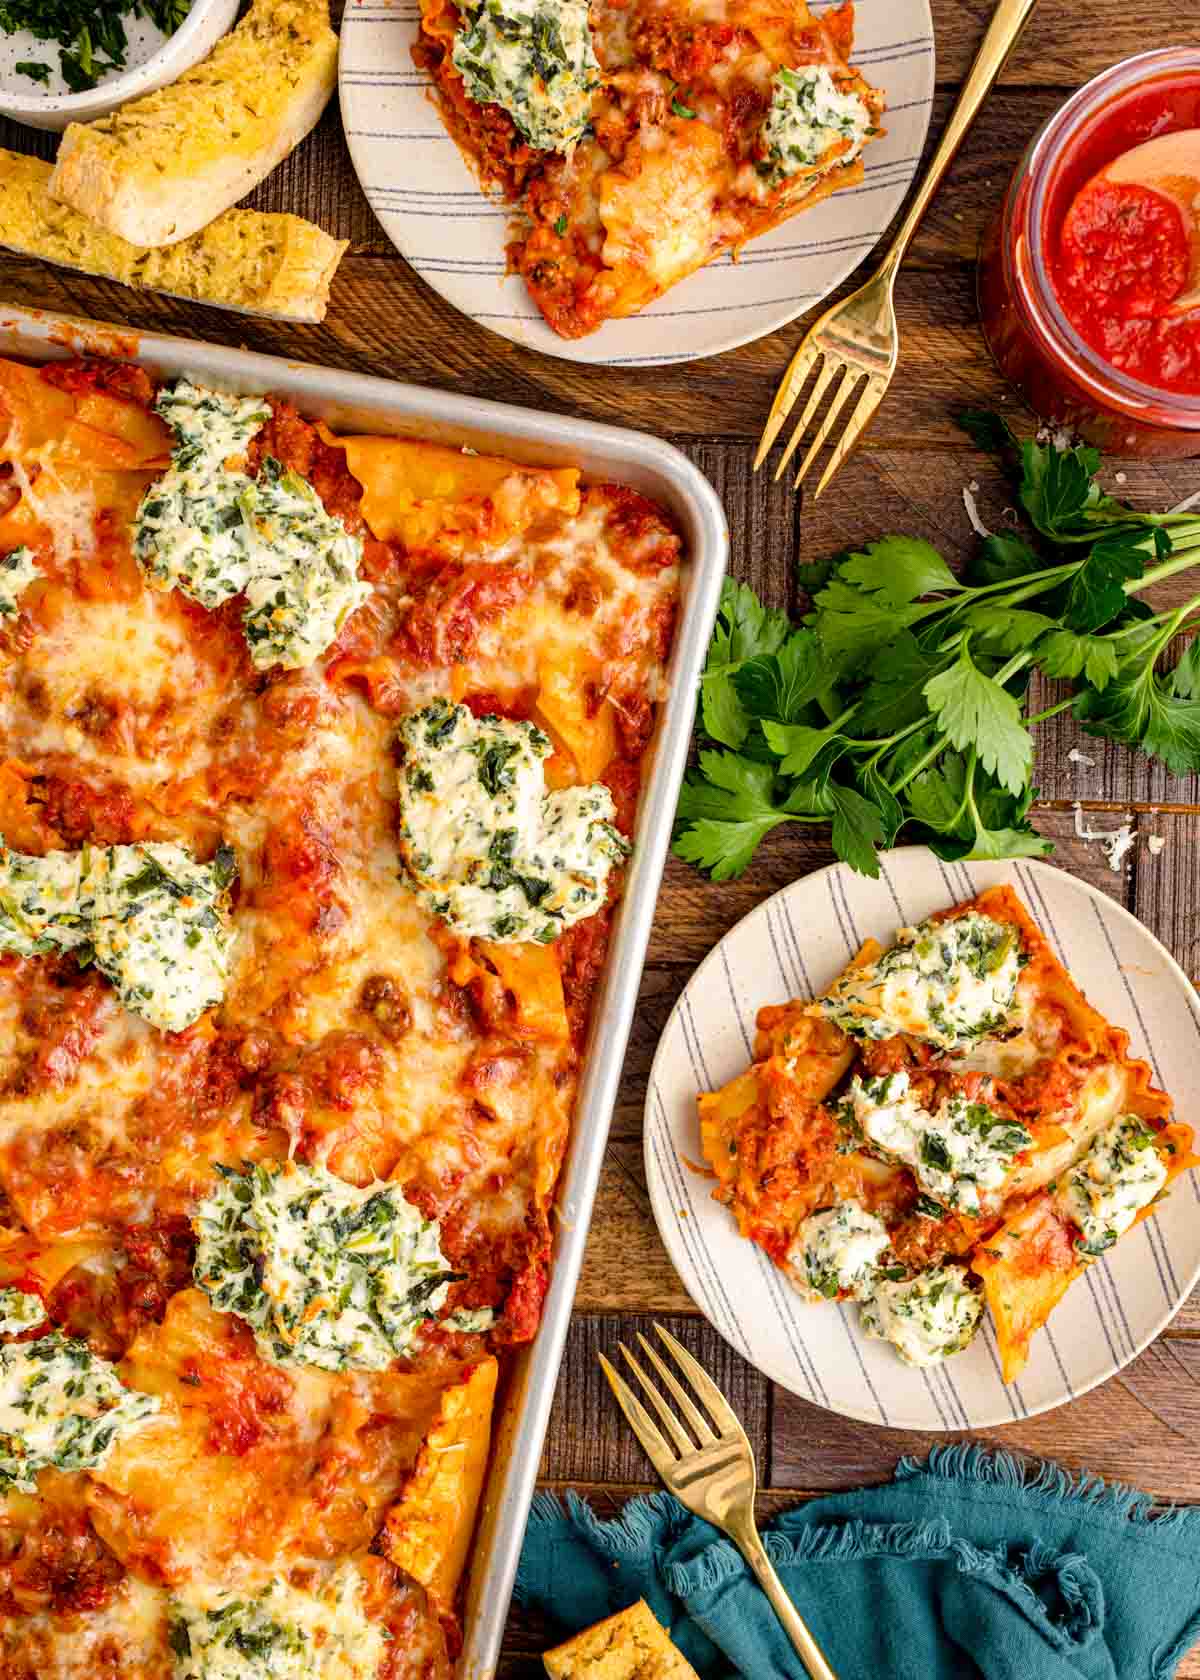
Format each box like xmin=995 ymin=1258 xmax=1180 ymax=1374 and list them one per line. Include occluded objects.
xmin=1023 ymin=696 xmax=1074 ymax=727
xmin=1127 ymin=539 xmax=1200 ymax=597
xmin=889 ymin=731 xmax=950 ymax=795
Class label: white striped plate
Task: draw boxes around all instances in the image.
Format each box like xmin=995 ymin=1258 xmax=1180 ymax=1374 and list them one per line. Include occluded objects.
xmin=338 ymin=2 xmax=935 ymax=366
xmin=645 ymin=850 xmax=1200 ymax=1430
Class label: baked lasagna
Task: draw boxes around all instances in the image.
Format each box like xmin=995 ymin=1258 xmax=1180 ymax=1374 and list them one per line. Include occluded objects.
xmin=0 ymin=354 xmax=680 ymax=1676
xmin=698 ymin=887 xmax=1195 ymax=1378
xmin=414 ymin=0 xmax=885 ymax=338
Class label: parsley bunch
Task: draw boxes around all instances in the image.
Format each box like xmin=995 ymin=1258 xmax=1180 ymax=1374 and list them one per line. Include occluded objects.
xmin=1 ymin=1 xmax=190 ymax=93
xmin=674 ymin=418 xmax=1200 ymax=880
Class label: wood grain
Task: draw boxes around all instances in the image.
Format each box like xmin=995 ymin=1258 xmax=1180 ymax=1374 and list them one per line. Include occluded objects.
xmin=1 ymin=0 xmax=1199 ymax=1667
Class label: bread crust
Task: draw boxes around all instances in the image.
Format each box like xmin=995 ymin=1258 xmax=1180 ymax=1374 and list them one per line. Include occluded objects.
xmin=0 ymin=149 xmax=346 ymax=321
xmin=49 ymin=0 xmax=338 ymax=248
xmin=543 ymin=1600 xmax=699 ymax=1680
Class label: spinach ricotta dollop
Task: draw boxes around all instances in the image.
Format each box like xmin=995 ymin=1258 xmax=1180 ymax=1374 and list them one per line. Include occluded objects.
xmin=820 ymin=912 xmax=1024 ymax=1051
xmin=0 ymin=1288 xmax=47 ymax=1335
xmin=0 ymin=1333 xmax=160 ymax=1492
xmin=0 ymin=546 xmax=40 ymax=618
xmin=396 ymin=700 xmax=630 ymax=943
xmin=452 ymin=0 xmax=601 ymax=152
xmin=135 ymin=380 xmax=370 ymax=672
xmin=859 ymin=1263 xmax=983 ymax=1367
xmin=241 ymin=459 xmax=372 ymax=672
xmin=193 ymin=1160 xmax=460 ymax=1372
xmin=847 ymin=1070 xmax=1032 ymax=1218
xmin=787 ymin=1200 xmax=891 ymax=1301
xmin=0 ymin=839 xmax=89 ymax=957
xmin=1057 ymin=1114 xmax=1168 ymax=1256
xmin=761 ymin=64 xmax=872 ymax=186
xmin=168 ymin=1562 xmax=386 ymax=1680
xmin=134 ymin=379 xmax=269 ymax=608
xmin=0 ymin=837 xmax=237 ymax=1032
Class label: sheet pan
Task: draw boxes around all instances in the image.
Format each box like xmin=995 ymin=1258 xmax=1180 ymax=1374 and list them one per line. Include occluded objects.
xmin=0 ymin=303 xmax=729 ymax=1677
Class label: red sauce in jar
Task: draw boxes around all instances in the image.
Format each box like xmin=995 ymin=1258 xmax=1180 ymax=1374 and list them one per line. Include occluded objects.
xmin=1044 ymin=79 xmax=1200 ymax=393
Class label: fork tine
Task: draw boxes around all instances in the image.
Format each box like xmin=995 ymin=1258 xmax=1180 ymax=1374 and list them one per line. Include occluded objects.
xmin=794 ymin=369 xmax=864 ymax=490
xmin=597 ymin=1351 xmax=678 ymax=1477
xmin=773 ymin=356 xmax=836 ymax=482
xmin=634 ymin=1333 xmax=715 ymax=1445
xmin=618 ymin=1342 xmax=696 ymax=1455
xmin=653 ymin=1324 xmax=744 ymax=1437
xmin=754 ymin=339 xmax=821 ymax=472
xmin=811 ymin=377 xmax=886 ymax=502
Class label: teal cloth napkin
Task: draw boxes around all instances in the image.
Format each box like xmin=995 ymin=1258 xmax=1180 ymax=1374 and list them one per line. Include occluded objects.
xmin=516 ymin=1447 xmax=1200 ymax=1679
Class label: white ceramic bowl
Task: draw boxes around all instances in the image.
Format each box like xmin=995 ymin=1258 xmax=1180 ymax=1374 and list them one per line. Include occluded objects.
xmin=0 ymin=0 xmax=239 ymax=132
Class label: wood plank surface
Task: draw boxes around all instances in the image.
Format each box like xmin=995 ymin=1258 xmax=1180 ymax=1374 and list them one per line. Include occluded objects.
xmin=3 ymin=0 xmax=1200 ymax=1672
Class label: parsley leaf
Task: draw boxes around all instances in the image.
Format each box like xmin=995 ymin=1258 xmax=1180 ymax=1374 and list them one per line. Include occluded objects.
xmin=673 ymin=753 xmax=830 ymax=879
xmin=961 ymin=605 xmax=1057 ymax=655
xmin=730 ymin=629 xmax=824 ymax=723
xmin=1075 ymin=661 xmax=1200 ymax=776
xmin=674 ymin=422 xmax=1200 ymax=879
xmin=836 ymin=536 xmax=961 ymax=607
xmin=924 ymin=644 xmax=1032 ymax=796
xmin=762 ymin=717 xmax=852 ymax=779
xmin=1063 ymin=535 xmax=1146 ymax=632
xmin=699 ymin=578 xmax=791 ymax=747
xmin=963 ymin=532 xmax=1045 ymax=587
xmin=1036 ymin=627 xmax=1120 ymax=689
xmin=827 ymin=784 xmax=885 ymax=878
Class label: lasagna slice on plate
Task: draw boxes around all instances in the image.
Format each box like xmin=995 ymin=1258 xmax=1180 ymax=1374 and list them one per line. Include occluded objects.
xmin=415 ymin=0 xmax=886 ymax=338
xmin=698 ymin=886 xmax=1196 ymax=1379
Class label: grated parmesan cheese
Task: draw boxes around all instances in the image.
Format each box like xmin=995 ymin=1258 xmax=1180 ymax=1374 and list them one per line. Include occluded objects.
xmin=1072 ymin=803 xmax=1136 ymax=873
xmin=962 ymin=483 xmax=990 ymax=537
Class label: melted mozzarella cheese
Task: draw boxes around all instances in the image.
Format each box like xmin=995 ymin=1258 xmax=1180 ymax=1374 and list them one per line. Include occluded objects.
xmin=169 ymin=1562 xmax=386 ymax=1680
xmin=2 ymin=1576 xmax=169 ymax=1680
xmin=859 ymin=1264 xmax=983 ymax=1367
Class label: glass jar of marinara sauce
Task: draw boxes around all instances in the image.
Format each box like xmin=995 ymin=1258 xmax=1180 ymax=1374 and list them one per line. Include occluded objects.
xmin=979 ymin=48 xmax=1200 ymax=459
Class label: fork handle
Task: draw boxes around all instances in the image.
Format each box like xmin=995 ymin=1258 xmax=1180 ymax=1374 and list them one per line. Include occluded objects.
xmin=883 ymin=0 xmax=1040 ymax=272
xmin=731 ymin=1521 xmax=839 ymax=1680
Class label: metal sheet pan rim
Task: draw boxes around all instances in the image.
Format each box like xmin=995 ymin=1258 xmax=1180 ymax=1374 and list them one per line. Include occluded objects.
xmin=0 ymin=303 xmax=729 ymax=1679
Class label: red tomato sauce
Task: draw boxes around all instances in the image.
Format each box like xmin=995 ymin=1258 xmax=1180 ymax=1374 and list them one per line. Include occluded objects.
xmin=1045 ymin=76 xmax=1200 ymax=393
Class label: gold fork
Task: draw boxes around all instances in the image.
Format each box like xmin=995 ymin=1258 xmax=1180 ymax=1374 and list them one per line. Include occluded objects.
xmin=754 ymin=0 xmax=1040 ymax=496
xmin=599 ymin=1324 xmax=837 ymax=1680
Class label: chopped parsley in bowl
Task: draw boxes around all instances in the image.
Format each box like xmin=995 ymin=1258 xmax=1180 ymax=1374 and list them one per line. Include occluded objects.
xmin=0 ymin=2 xmax=193 ymax=94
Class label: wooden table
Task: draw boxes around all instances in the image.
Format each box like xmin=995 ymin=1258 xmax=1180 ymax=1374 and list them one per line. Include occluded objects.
xmin=5 ymin=2 xmax=1200 ymax=1670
